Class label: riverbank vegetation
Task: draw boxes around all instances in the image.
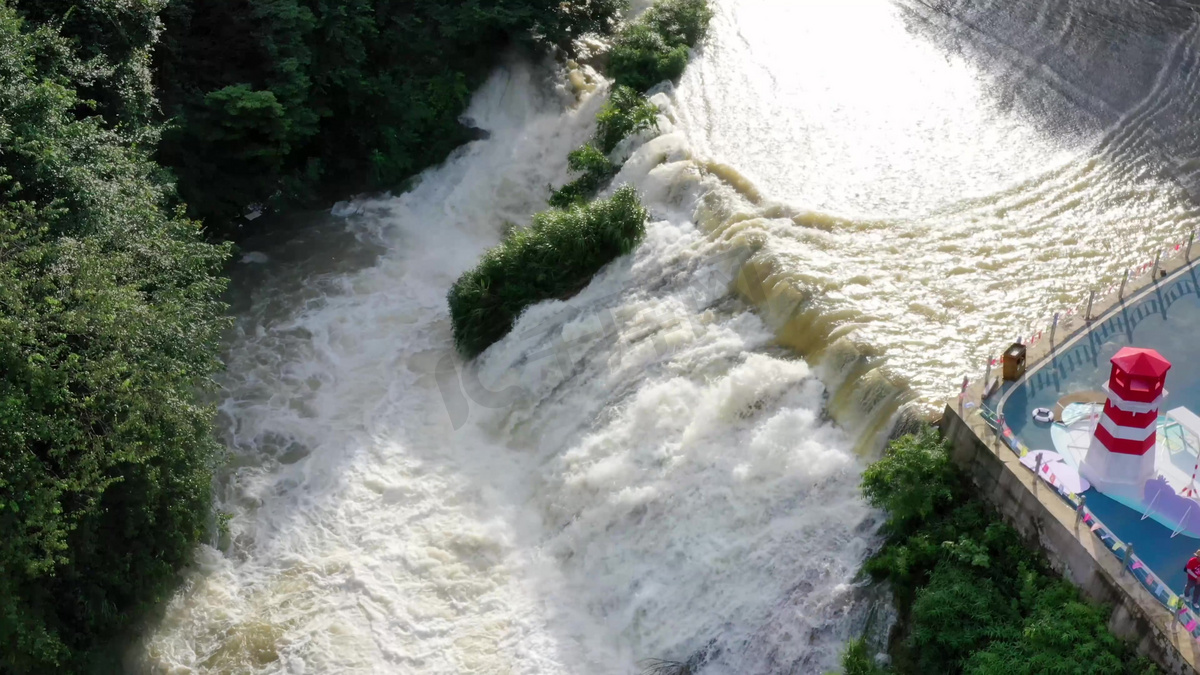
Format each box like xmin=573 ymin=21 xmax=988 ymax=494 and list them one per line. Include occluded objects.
xmin=844 ymin=428 xmax=1156 ymax=675
xmin=449 ymin=187 xmax=648 ymax=357
xmin=153 ymin=0 xmax=628 ymax=237
xmin=0 ymin=4 xmax=229 ymax=671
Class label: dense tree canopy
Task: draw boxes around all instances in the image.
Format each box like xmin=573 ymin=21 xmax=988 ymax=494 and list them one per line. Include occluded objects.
xmin=846 ymin=428 xmax=1156 ymax=675
xmin=0 ymin=4 xmax=229 ymax=671
xmin=154 ymin=0 xmax=628 ymax=235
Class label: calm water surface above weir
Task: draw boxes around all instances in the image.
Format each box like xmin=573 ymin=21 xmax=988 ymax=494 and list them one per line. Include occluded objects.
xmin=134 ymin=1 xmax=1200 ymax=673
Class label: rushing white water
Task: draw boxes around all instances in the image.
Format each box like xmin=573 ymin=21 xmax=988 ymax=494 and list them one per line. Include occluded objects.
xmin=135 ymin=0 xmax=1200 ymax=672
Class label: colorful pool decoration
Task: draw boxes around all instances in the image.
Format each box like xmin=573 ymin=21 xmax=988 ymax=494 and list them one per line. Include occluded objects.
xmin=1048 ymin=347 xmax=1200 ymax=538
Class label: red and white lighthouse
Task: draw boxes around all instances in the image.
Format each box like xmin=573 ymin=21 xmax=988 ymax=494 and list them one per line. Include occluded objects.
xmin=1080 ymin=347 xmax=1171 ymax=500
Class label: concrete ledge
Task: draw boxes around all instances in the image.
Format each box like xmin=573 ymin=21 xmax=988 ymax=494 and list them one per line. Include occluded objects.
xmin=940 ymin=406 xmax=1198 ymax=674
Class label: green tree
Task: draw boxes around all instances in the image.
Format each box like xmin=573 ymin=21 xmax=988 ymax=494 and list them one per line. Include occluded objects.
xmin=0 ymin=5 xmax=229 ymax=671
xmin=12 ymin=0 xmax=164 ymax=129
xmin=154 ymin=0 xmax=629 ymax=235
xmin=847 ymin=428 xmax=1155 ymax=675
xmin=860 ymin=426 xmax=964 ymax=533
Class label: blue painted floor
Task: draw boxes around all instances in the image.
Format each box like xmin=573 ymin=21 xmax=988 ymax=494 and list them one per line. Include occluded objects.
xmin=999 ymin=265 xmax=1200 ymax=595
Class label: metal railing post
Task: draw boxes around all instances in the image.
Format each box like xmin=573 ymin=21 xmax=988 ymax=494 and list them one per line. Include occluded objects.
xmin=1190 ymin=230 xmax=1196 ymax=262
xmin=1122 ymin=542 xmax=1135 ymax=577
xmin=1075 ymin=495 xmax=1087 ymax=529
xmin=1085 ymin=290 xmax=1095 ymax=322
xmin=1118 ymin=269 xmax=1130 ymax=300
xmin=1152 ymin=251 xmax=1162 ymax=280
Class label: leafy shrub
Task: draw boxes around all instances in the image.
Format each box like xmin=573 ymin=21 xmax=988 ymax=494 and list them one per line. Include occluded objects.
xmin=846 ymin=428 xmax=1156 ymax=675
xmin=963 ymin=578 xmax=1136 ymax=675
xmin=609 ymin=0 xmax=713 ymax=91
xmin=861 ymin=426 xmax=965 ymax=534
xmin=596 ymin=85 xmax=660 ymax=153
xmin=0 ymin=5 xmax=229 ymax=671
xmin=839 ymin=638 xmax=886 ymax=675
xmin=907 ymin=566 xmax=1021 ymax=671
xmin=549 ymin=144 xmax=618 ymax=208
xmin=549 ymin=86 xmax=657 ymax=207
xmin=641 ymin=0 xmax=712 ymax=46
xmin=449 ymin=186 xmax=648 ymax=357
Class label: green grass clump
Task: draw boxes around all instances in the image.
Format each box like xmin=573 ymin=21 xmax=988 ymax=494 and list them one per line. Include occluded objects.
xmin=610 ymin=0 xmax=714 ymax=91
xmin=549 ymin=86 xmax=659 ymax=207
xmin=839 ymin=639 xmax=887 ymax=675
xmin=549 ymin=144 xmax=618 ymax=208
xmin=596 ymin=85 xmax=661 ymax=153
xmin=449 ymin=186 xmax=649 ymax=357
xmin=840 ymin=427 xmax=1157 ymax=675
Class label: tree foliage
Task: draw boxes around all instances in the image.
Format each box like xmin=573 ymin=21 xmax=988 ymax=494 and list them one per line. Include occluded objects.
xmin=844 ymin=428 xmax=1157 ymax=675
xmin=0 ymin=4 xmax=229 ymax=671
xmin=549 ymin=0 xmax=707 ymax=210
xmin=609 ymin=0 xmax=713 ymax=91
xmin=12 ymin=0 xmax=163 ymax=129
xmin=860 ymin=426 xmax=964 ymax=533
xmin=449 ymin=186 xmax=648 ymax=357
xmin=153 ymin=0 xmax=629 ymax=235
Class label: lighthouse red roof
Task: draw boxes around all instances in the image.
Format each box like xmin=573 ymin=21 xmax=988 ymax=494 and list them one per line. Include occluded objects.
xmin=1110 ymin=347 xmax=1172 ymax=378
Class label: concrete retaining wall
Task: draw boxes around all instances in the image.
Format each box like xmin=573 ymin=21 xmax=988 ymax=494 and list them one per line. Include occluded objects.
xmin=940 ymin=406 xmax=1198 ymax=674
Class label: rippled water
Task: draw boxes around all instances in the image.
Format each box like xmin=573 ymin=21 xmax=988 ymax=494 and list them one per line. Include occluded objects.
xmin=133 ymin=0 xmax=1200 ymax=672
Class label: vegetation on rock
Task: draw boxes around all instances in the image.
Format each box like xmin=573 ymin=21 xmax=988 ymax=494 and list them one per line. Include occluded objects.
xmin=548 ymin=87 xmax=658 ymax=208
xmin=609 ymin=0 xmax=714 ymax=92
xmin=448 ymin=187 xmax=648 ymax=357
xmin=549 ymin=144 xmax=619 ymax=208
xmin=843 ymin=427 xmax=1157 ymax=675
xmin=595 ymin=85 xmax=662 ymax=154
xmin=472 ymin=0 xmax=713 ymax=357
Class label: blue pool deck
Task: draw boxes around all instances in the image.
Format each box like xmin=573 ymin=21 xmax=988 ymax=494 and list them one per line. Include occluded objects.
xmin=997 ymin=262 xmax=1200 ymax=595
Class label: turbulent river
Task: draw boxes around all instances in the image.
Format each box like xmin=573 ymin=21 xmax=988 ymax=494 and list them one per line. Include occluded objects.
xmin=134 ymin=0 xmax=1200 ymax=672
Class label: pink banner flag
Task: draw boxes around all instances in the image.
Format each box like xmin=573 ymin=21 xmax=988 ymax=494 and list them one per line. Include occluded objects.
xmin=1090 ymin=523 xmax=1102 ymax=531
xmin=1131 ymin=561 xmax=1143 ymax=571
xmin=1187 ymin=619 xmax=1197 ymax=632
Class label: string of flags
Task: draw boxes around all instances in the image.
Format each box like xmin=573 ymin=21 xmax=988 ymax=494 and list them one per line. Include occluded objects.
xmin=988 ymin=411 xmax=1200 ymax=643
xmin=965 ymin=234 xmax=1200 ymax=638
xmin=971 ymin=230 xmax=1198 ymax=384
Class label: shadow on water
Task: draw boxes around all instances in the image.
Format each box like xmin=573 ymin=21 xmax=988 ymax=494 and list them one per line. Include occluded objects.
xmin=897 ymin=0 xmax=1198 ymax=131
xmin=897 ymin=0 xmax=1200 ymax=197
